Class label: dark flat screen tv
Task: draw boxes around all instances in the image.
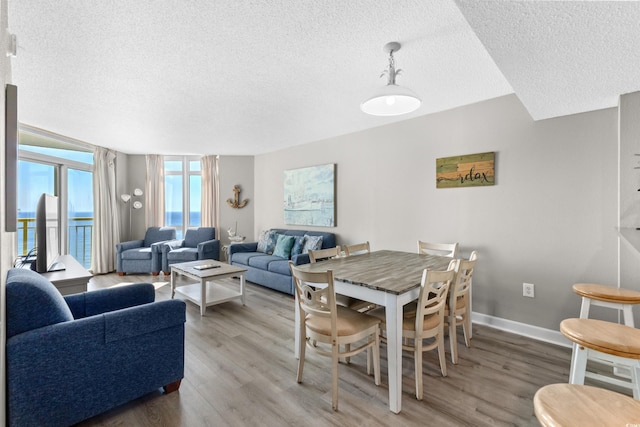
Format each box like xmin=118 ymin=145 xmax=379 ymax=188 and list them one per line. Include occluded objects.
xmin=35 ymin=193 xmax=65 ymax=273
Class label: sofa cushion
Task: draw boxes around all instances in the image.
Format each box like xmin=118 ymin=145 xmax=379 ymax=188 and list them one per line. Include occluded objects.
xmin=248 ymin=254 xmax=282 ymax=270
xmin=302 ymin=235 xmax=323 ymax=253
xmin=122 ymin=247 xmax=153 ymax=260
xmin=232 ymin=251 xmax=264 ymax=266
xmin=257 ymin=229 xmax=278 ymax=254
xmin=6 ymin=268 xmax=74 ymax=339
xmin=167 ymin=247 xmax=198 ymax=262
xmin=273 ymin=234 xmax=295 ymax=259
xmin=267 ymin=259 xmax=292 ymax=275
xmin=291 ymin=235 xmax=305 ymax=257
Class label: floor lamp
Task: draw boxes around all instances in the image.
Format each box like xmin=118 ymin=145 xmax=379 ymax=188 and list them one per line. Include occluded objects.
xmin=121 ymin=188 xmax=143 ymax=239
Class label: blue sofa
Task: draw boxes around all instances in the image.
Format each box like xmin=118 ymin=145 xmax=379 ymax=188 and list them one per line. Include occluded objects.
xmin=229 ymin=228 xmax=336 ymax=294
xmin=116 ymin=226 xmax=176 ymax=275
xmin=5 ymin=268 xmax=186 ymax=427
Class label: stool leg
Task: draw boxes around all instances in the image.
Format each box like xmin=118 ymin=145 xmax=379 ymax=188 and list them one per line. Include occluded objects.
xmin=579 ymin=297 xmax=591 ymax=319
xmin=569 ymin=345 xmax=587 ymax=384
xmin=623 ymin=305 xmax=635 ymax=327
xmin=632 ymin=362 xmax=640 ymax=400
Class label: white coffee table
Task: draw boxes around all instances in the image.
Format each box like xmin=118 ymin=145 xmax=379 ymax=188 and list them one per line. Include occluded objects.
xmin=170 ymin=260 xmax=247 ymax=315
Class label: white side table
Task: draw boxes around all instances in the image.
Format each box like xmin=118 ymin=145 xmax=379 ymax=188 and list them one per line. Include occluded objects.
xmin=223 ymin=237 xmax=246 ymax=263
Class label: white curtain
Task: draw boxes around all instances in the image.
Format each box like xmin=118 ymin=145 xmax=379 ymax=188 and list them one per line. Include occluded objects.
xmin=145 ymin=155 xmax=165 ymax=227
xmin=91 ymin=147 xmax=120 ymax=274
xmin=201 ymin=155 xmax=219 ymax=238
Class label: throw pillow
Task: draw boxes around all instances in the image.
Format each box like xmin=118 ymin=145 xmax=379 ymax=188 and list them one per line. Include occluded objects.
xmin=257 ymin=229 xmax=278 ymax=254
xmin=273 ymin=234 xmax=296 ymax=259
xmin=302 ymin=235 xmax=323 ymax=254
xmin=290 ymin=235 xmax=306 ymax=257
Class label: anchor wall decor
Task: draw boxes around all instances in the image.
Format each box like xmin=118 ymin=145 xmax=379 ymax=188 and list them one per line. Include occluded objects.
xmin=227 ymin=185 xmax=249 ymax=209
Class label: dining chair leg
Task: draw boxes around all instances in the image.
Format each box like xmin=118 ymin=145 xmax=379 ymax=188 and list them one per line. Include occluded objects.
xmin=462 ymin=313 xmax=472 ymax=348
xmin=297 ymin=328 xmax=306 ymax=383
xmin=373 ymin=329 xmax=381 ymax=386
xmin=332 ymin=344 xmax=339 ymax=411
xmin=415 ymin=338 xmax=423 ymax=401
xmin=438 ymin=331 xmax=447 ymax=377
xmin=449 ymin=315 xmax=459 ymax=364
xmin=345 ymin=344 xmax=351 ymax=364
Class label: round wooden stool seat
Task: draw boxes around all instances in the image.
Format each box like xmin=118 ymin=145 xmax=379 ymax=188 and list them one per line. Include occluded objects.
xmin=573 ymin=283 xmax=640 ymax=304
xmin=560 ymin=318 xmax=640 ymax=359
xmin=534 ymin=383 xmax=640 ymax=427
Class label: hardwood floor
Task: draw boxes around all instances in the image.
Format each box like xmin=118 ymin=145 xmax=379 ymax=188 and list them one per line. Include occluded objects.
xmin=77 ymin=272 xmax=575 ymax=427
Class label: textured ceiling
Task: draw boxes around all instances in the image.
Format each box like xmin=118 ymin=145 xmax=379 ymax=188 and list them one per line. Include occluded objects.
xmin=7 ymin=1 xmax=640 ymax=156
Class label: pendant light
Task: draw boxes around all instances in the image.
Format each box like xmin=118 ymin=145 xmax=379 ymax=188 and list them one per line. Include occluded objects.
xmin=361 ymin=42 xmax=421 ymax=116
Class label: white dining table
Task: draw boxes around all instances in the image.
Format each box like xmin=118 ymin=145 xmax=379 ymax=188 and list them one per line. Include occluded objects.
xmin=294 ymin=250 xmax=454 ymax=414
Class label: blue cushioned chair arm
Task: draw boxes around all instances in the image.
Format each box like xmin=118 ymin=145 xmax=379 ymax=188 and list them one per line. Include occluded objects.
xmin=63 ymin=283 xmax=156 ymax=319
xmin=292 ymin=253 xmax=311 ymax=265
xmin=116 ymin=239 xmax=144 ymax=252
xmin=104 ymin=299 xmax=186 ymax=343
xmin=162 ymin=239 xmax=185 ymax=254
xmin=198 ymin=239 xmax=220 ymax=259
xmin=229 ymin=242 xmax=258 ymax=256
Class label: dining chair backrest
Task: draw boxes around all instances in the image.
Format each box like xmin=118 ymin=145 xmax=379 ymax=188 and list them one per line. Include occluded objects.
xmin=309 ymin=246 xmax=341 ymax=263
xmin=290 ymin=262 xmax=337 ymax=327
xmin=417 ymin=241 xmax=459 ymax=258
xmin=415 ymin=268 xmax=454 ymax=334
xmin=344 ymin=241 xmax=370 ymax=256
xmin=449 ymin=251 xmax=477 ymax=309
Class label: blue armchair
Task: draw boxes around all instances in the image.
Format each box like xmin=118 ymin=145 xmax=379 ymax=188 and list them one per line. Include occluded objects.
xmin=161 ymin=227 xmax=220 ymax=274
xmin=5 ymin=268 xmax=186 ymax=427
xmin=116 ymin=226 xmax=176 ymax=275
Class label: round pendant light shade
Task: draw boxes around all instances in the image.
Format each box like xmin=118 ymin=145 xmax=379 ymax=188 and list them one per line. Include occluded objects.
xmin=360 ymin=84 xmax=421 ymax=116
xmin=361 ymin=42 xmax=421 ymax=117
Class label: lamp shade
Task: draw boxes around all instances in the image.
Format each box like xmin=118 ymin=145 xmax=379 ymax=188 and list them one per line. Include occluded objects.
xmin=361 ymin=84 xmax=421 ymax=116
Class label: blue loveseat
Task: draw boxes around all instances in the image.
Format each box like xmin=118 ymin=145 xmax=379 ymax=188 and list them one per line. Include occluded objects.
xmin=229 ymin=228 xmax=336 ymax=294
xmin=5 ymin=268 xmax=186 ymax=427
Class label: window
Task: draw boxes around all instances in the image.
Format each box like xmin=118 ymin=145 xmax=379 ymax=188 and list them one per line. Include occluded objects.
xmin=17 ymin=127 xmax=94 ymax=269
xmin=164 ymin=157 xmax=201 ymax=239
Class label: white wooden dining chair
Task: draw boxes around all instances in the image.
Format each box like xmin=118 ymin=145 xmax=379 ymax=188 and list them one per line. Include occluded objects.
xmin=417 ymin=241 xmax=459 ymax=258
xmin=344 ymin=241 xmax=370 ymax=256
xmin=368 ymin=266 xmax=455 ymax=400
xmin=289 ymin=262 xmax=381 ymax=411
xmin=445 ymin=251 xmax=477 ymax=364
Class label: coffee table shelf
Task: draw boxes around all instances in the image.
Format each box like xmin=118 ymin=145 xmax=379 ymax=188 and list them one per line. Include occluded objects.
xmin=170 ymin=260 xmax=247 ymax=316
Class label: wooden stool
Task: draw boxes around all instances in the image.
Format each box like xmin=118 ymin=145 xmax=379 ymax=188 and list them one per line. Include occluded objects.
xmin=560 ymin=318 xmax=640 ymax=398
xmin=572 ymin=283 xmax=640 ymax=327
xmin=534 ymin=383 xmax=640 ymax=426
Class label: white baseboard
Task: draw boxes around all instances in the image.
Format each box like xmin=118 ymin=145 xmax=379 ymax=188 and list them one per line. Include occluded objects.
xmin=472 ymin=312 xmax=572 ymax=348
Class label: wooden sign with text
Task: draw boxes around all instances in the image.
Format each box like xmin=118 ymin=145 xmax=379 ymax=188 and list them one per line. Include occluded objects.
xmin=436 ymin=152 xmax=495 ymax=188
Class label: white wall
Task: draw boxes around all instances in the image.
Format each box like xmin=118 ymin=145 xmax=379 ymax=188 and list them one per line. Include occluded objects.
xmin=254 ymin=94 xmax=620 ymax=331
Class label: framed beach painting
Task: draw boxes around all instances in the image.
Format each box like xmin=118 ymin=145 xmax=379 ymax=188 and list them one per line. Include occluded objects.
xmin=284 ymin=163 xmax=336 ymax=227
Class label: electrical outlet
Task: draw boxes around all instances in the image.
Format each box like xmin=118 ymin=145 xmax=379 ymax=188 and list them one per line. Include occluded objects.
xmin=523 ymin=283 xmax=535 ymax=298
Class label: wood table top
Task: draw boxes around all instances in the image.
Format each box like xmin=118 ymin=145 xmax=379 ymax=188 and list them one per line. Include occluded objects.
xmin=560 ymin=318 xmax=640 ymax=359
xmin=572 ymin=283 xmax=640 ymax=303
xmin=296 ymin=250 xmax=454 ymax=295
xmin=534 ymin=384 xmax=640 ymax=427
xmin=171 ymin=260 xmax=246 ymax=278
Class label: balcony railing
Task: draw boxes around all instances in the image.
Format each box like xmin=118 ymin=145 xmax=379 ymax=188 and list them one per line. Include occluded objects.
xmin=18 ymin=216 xmax=93 ymax=270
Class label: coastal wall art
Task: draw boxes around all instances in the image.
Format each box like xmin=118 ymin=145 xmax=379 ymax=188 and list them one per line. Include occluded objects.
xmin=284 ymin=163 xmax=335 ymax=227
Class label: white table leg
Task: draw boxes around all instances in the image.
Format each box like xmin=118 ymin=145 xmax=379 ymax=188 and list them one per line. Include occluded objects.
xmin=170 ymin=269 xmax=176 ymax=298
xmin=240 ymin=274 xmax=246 ymax=306
xmin=294 ymin=292 xmax=300 ymax=359
xmin=385 ymin=296 xmax=403 ymax=414
xmin=200 ymin=278 xmax=206 ymax=316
